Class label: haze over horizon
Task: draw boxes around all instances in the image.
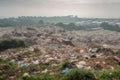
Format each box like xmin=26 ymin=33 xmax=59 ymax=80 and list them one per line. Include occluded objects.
xmin=0 ymin=0 xmax=120 ymax=18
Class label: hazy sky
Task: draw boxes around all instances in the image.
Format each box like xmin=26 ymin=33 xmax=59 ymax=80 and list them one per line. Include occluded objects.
xmin=0 ymin=0 xmax=120 ymax=18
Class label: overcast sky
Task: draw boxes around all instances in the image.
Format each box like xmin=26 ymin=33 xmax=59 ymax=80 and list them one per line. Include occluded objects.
xmin=0 ymin=0 xmax=120 ymax=18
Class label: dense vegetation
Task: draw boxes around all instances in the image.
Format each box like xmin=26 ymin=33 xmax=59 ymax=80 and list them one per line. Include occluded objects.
xmin=0 ymin=39 xmax=26 ymax=51
xmin=0 ymin=16 xmax=120 ymax=32
xmin=56 ymin=22 xmax=120 ymax=32
xmin=62 ymin=69 xmax=96 ymax=80
xmin=0 ymin=16 xmax=79 ymax=27
xmin=100 ymin=22 xmax=120 ymax=32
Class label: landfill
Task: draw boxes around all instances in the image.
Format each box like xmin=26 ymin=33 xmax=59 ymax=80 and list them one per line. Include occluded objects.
xmin=0 ymin=26 xmax=120 ymax=79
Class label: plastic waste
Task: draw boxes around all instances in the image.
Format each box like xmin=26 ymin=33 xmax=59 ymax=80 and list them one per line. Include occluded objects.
xmin=21 ymin=63 xmax=28 ymax=67
xmin=33 ymin=60 xmax=39 ymax=64
xmin=62 ymin=68 xmax=71 ymax=74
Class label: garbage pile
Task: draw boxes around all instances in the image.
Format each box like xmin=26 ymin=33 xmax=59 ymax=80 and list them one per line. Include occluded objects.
xmin=0 ymin=26 xmax=120 ymax=79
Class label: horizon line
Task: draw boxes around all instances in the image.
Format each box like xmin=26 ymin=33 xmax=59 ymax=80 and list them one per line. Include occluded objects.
xmin=0 ymin=15 xmax=120 ymax=19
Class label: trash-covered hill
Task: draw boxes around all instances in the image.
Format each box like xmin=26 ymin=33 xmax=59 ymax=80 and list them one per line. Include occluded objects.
xmin=0 ymin=26 xmax=120 ymax=80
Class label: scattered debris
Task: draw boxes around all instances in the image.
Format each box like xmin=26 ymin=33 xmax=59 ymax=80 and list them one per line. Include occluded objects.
xmin=41 ymin=69 xmax=48 ymax=74
xmin=0 ymin=26 xmax=120 ymax=77
xmin=33 ymin=60 xmax=39 ymax=65
xmin=23 ymin=73 xmax=30 ymax=77
xmin=76 ymin=61 xmax=86 ymax=69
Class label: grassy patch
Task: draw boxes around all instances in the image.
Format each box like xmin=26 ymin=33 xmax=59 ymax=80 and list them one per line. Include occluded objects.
xmin=97 ymin=67 xmax=120 ymax=80
xmin=62 ymin=69 xmax=96 ymax=80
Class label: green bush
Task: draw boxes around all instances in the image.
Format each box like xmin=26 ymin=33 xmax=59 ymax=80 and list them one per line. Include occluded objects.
xmin=97 ymin=67 xmax=120 ymax=80
xmin=62 ymin=69 xmax=96 ymax=80
xmin=0 ymin=39 xmax=26 ymax=51
xmin=22 ymin=74 xmax=58 ymax=80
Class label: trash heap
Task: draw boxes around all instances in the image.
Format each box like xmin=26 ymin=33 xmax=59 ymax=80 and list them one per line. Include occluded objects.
xmin=0 ymin=26 xmax=120 ymax=79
